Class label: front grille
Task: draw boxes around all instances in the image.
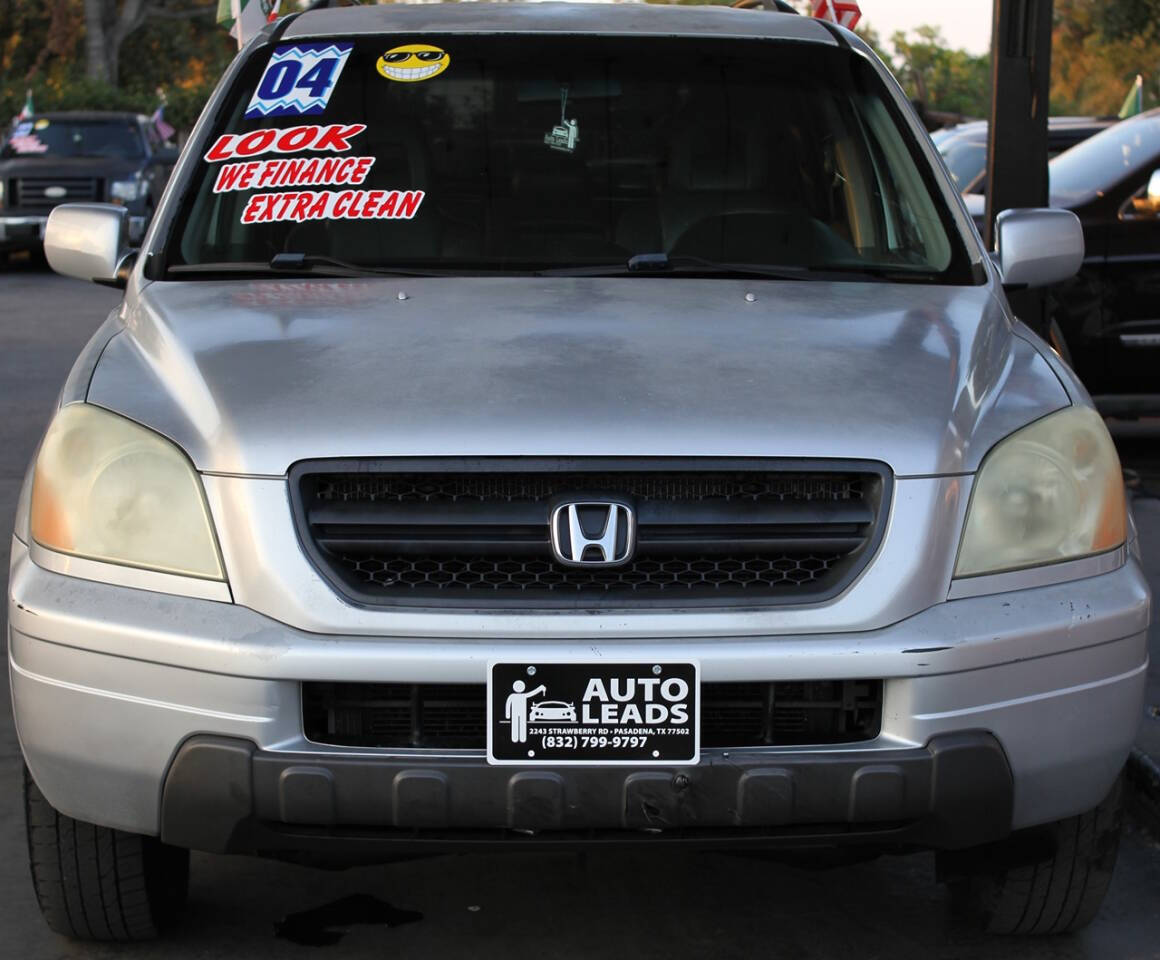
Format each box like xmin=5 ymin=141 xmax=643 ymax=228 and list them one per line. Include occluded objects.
xmin=14 ymin=176 xmax=100 ymax=209
xmin=291 ymin=459 xmax=890 ymax=608
xmin=303 ymin=680 xmax=883 ymax=750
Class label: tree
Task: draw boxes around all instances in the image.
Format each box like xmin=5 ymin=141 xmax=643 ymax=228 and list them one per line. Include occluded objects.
xmin=1 ymin=0 xmax=231 ymax=130
xmin=1052 ymin=0 xmax=1160 ymax=115
xmin=889 ymin=25 xmax=990 ymax=117
xmin=82 ymin=0 xmax=217 ymax=86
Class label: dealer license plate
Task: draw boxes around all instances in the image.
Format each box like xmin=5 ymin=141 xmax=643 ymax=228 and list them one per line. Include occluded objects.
xmin=487 ymin=661 xmax=699 ymax=765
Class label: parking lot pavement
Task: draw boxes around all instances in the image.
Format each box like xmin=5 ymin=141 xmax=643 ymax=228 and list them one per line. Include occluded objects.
xmin=3 ymin=257 xmax=1160 ymax=958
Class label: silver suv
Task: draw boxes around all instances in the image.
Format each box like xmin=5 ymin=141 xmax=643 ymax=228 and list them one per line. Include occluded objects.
xmin=10 ymin=3 xmax=1150 ymax=942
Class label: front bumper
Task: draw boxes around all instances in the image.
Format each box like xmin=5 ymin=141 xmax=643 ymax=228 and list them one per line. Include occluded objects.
xmin=8 ymin=536 xmax=1150 ymax=854
xmin=159 ymin=732 xmax=1013 ymax=859
xmin=0 ymin=215 xmax=46 ymax=250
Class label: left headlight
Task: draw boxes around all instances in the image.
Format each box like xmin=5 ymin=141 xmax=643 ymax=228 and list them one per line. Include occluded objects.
xmin=110 ymin=177 xmax=144 ymax=202
xmin=30 ymin=404 xmax=225 ymax=580
xmin=954 ymin=406 xmax=1126 ymax=578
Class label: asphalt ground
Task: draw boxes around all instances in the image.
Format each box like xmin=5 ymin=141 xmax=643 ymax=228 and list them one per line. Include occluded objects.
xmin=3 ymin=255 xmax=1160 ymax=959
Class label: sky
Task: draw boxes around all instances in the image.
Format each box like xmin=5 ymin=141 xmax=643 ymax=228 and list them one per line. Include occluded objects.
xmin=855 ymin=0 xmax=995 ymax=55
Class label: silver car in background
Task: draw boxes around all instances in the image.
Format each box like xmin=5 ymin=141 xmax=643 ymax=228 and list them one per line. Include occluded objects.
xmin=8 ymin=2 xmax=1149 ymax=942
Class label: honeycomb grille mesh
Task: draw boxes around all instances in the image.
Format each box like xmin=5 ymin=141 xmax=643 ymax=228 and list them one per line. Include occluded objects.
xmin=316 ymin=473 xmax=864 ymax=505
xmin=341 ymin=553 xmax=841 ymax=593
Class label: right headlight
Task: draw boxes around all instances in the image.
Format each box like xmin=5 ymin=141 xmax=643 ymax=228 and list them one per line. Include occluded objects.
xmin=30 ymin=403 xmax=225 ymax=581
xmin=955 ymin=406 xmax=1126 ymax=578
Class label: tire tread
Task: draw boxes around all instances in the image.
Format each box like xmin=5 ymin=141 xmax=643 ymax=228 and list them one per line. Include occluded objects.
xmin=945 ymin=775 xmax=1123 ymax=936
xmin=22 ymin=766 xmax=188 ymax=941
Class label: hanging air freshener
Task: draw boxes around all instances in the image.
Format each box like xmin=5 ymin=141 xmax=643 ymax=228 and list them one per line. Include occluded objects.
xmin=544 ymin=85 xmax=580 ymax=154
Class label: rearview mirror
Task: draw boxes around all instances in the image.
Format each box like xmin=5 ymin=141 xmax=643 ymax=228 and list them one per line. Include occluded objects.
xmin=44 ymin=203 xmax=134 ymax=286
xmin=995 ymin=208 xmax=1084 ymax=289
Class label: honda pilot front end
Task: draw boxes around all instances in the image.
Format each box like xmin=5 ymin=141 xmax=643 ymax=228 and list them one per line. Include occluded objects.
xmin=9 ymin=2 xmax=1149 ymax=942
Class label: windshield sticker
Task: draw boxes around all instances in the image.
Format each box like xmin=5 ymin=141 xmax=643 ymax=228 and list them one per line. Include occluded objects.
xmin=244 ymin=42 xmax=353 ymax=119
xmin=204 ymin=123 xmax=365 ymax=162
xmin=34 ymin=118 xmax=50 ymax=130
xmin=376 ymin=44 xmax=449 ymax=83
xmin=213 ymin=156 xmax=375 ymax=193
xmin=8 ymin=134 xmax=48 ymax=154
xmin=240 ymin=189 xmax=424 ymax=223
xmin=544 ymin=85 xmax=580 ymax=154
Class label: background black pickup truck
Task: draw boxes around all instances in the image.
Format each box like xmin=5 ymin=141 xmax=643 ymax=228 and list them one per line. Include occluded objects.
xmin=1 ymin=110 xmax=177 ymax=257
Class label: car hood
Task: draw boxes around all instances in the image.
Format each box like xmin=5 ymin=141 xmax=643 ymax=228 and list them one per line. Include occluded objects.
xmin=88 ymin=276 xmax=1069 ymax=477
xmin=0 ymin=155 xmax=142 ymax=180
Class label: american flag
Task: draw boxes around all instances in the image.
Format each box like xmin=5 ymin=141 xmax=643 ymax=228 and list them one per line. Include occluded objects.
xmin=151 ymin=104 xmax=176 ymax=143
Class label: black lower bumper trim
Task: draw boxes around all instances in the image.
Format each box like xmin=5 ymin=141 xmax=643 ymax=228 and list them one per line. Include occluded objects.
xmin=160 ymin=732 xmax=1013 ymax=861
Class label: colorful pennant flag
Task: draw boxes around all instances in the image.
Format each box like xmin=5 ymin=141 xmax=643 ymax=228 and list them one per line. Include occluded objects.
xmin=16 ymin=89 xmax=34 ymax=123
xmin=1119 ymin=75 xmax=1144 ymax=120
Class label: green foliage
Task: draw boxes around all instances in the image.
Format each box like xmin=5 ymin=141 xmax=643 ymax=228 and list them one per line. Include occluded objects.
xmin=1 ymin=0 xmax=231 ymax=134
xmin=1091 ymin=0 xmax=1160 ymax=44
xmin=883 ymin=25 xmax=991 ymax=117
xmin=3 ymin=0 xmax=1158 ymax=135
xmin=1053 ymin=0 xmax=1160 ymax=115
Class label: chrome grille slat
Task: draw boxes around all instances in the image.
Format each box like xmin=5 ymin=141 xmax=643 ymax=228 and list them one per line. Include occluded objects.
xmin=14 ymin=176 xmax=100 ymax=209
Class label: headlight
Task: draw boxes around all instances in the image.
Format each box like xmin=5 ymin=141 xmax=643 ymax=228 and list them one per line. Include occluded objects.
xmin=955 ymin=406 xmax=1126 ymax=577
xmin=110 ymin=178 xmax=143 ymax=202
xmin=30 ymin=404 xmax=225 ymax=580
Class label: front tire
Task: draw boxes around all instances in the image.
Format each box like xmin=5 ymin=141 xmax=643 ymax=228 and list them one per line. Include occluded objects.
xmin=938 ymin=775 xmax=1123 ymax=935
xmin=23 ymin=765 xmax=189 ymax=941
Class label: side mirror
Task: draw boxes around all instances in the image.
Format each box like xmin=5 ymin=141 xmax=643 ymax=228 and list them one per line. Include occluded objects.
xmin=995 ymin=208 xmax=1084 ymax=288
xmin=44 ymin=204 xmax=134 ymax=286
xmin=153 ymin=146 xmax=179 ymax=164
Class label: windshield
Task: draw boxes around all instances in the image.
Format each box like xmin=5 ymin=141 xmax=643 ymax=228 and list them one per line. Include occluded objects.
xmin=939 ymin=137 xmax=986 ymax=192
xmin=168 ymin=35 xmax=974 ymax=282
xmin=2 ymin=118 xmax=144 ymax=159
xmin=1050 ymin=113 xmax=1160 ymax=205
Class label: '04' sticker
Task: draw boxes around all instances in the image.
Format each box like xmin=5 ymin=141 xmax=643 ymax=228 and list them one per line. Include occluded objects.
xmin=245 ymin=42 xmax=353 ymax=119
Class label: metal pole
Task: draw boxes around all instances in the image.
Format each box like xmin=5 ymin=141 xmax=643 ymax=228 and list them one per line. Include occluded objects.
xmin=984 ymin=0 xmax=1054 ymax=250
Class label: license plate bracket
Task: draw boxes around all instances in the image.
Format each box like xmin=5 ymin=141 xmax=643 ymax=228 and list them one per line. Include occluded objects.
xmin=487 ymin=661 xmax=699 ymax=766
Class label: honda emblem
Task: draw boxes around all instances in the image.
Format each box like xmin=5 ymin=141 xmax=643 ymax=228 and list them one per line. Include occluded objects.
xmin=550 ymin=501 xmax=635 ymax=567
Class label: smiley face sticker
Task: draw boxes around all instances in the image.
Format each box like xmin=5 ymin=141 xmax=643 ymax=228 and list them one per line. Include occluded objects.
xmin=376 ymin=44 xmax=450 ymax=83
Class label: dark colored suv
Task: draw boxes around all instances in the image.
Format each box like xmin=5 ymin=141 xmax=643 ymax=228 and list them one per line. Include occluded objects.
xmin=960 ymin=110 xmax=1160 ymax=413
xmin=0 ymin=111 xmax=177 ymax=256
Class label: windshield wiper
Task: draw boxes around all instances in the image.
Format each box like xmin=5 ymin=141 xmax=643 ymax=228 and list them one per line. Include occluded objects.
xmin=537 ymin=254 xmax=876 ymax=282
xmin=167 ymin=255 xmax=450 ymax=280
xmin=270 ymin=252 xmax=447 ymax=277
